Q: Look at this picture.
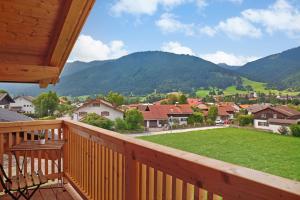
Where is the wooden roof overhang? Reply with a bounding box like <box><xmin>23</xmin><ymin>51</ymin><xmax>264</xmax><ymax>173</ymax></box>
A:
<box><xmin>0</xmin><ymin>0</ymin><xmax>95</xmax><ymax>88</ymax></box>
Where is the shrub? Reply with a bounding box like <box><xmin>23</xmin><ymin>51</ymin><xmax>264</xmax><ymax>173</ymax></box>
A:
<box><xmin>278</xmin><ymin>126</ymin><xmax>289</xmax><ymax>135</ymax></box>
<box><xmin>125</xmin><ymin>109</ymin><xmax>144</xmax><ymax>130</ymax></box>
<box><xmin>206</xmin><ymin>119</ymin><xmax>215</xmax><ymax>126</ymax></box>
<box><xmin>115</xmin><ymin>118</ymin><xmax>128</xmax><ymax>131</ymax></box>
<box><xmin>290</xmin><ymin>124</ymin><xmax>300</xmax><ymax>137</ymax></box>
<box><xmin>207</xmin><ymin>106</ymin><xmax>218</xmax><ymax>122</ymax></box>
<box><xmin>82</xmin><ymin>113</ymin><xmax>114</xmax><ymax>130</ymax></box>
<box><xmin>237</xmin><ymin>115</ymin><xmax>254</xmax><ymax>126</ymax></box>
<box><xmin>187</xmin><ymin>112</ymin><xmax>204</xmax><ymax>125</ymax></box>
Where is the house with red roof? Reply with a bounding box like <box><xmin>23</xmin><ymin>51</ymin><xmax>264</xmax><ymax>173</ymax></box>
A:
<box><xmin>138</xmin><ymin>104</ymin><xmax>193</xmax><ymax>130</ymax></box>
<box><xmin>216</xmin><ymin>105</ymin><xmax>236</xmax><ymax>123</ymax></box>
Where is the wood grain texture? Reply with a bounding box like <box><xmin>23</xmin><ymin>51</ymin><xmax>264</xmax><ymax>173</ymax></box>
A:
<box><xmin>0</xmin><ymin>0</ymin><xmax>95</xmax><ymax>86</ymax></box>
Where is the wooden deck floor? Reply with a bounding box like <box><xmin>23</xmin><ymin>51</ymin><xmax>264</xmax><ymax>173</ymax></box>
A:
<box><xmin>1</xmin><ymin>183</ymin><xmax>81</xmax><ymax>200</ymax></box>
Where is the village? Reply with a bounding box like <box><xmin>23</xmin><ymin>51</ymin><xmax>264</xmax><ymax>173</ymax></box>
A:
<box><xmin>1</xmin><ymin>90</ymin><xmax>300</xmax><ymax>135</ymax></box>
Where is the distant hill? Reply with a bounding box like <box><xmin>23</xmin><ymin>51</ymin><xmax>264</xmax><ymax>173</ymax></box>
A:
<box><xmin>218</xmin><ymin>63</ymin><xmax>241</xmax><ymax>70</ymax></box>
<box><xmin>61</xmin><ymin>60</ymin><xmax>113</xmax><ymax>77</ymax></box>
<box><xmin>53</xmin><ymin>51</ymin><xmax>241</xmax><ymax>96</ymax></box>
<box><xmin>237</xmin><ymin>46</ymin><xmax>300</xmax><ymax>90</ymax></box>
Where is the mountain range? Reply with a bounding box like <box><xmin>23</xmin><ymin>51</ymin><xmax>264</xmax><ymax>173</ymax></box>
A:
<box><xmin>1</xmin><ymin>46</ymin><xmax>300</xmax><ymax>96</ymax></box>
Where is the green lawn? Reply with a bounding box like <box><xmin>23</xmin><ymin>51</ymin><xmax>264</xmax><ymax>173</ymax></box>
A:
<box><xmin>196</xmin><ymin>78</ymin><xmax>299</xmax><ymax>97</ymax></box>
<box><xmin>140</xmin><ymin>128</ymin><xmax>300</xmax><ymax>181</ymax></box>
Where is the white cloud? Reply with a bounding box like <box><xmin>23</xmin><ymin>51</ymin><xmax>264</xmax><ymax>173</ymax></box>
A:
<box><xmin>216</xmin><ymin>17</ymin><xmax>262</xmax><ymax>38</ymax></box>
<box><xmin>161</xmin><ymin>41</ymin><xmax>195</xmax><ymax>55</ymax></box>
<box><xmin>156</xmin><ymin>13</ymin><xmax>195</xmax><ymax>36</ymax></box>
<box><xmin>69</xmin><ymin>35</ymin><xmax>128</xmax><ymax>62</ymax></box>
<box><xmin>200</xmin><ymin>51</ymin><xmax>259</xmax><ymax>66</ymax></box>
<box><xmin>199</xmin><ymin>26</ymin><xmax>217</xmax><ymax>36</ymax></box>
<box><xmin>111</xmin><ymin>0</ymin><xmax>243</xmax><ymax>16</ymax></box>
<box><xmin>242</xmin><ymin>0</ymin><xmax>300</xmax><ymax>36</ymax></box>
<box><xmin>111</xmin><ymin>0</ymin><xmax>188</xmax><ymax>16</ymax></box>
<box><xmin>196</xmin><ymin>0</ymin><xmax>207</xmax><ymax>8</ymax></box>
<box><xmin>228</xmin><ymin>0</ymin><xmax>243</xmax><ymax>4</ymax></box>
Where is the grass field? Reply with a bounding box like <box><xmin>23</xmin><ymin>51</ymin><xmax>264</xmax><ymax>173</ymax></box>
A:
<box><xmin>140</xmin><ymin>128</ymin><xmax>300</xmax><ymax>181</ymax></box>
<box><xmin>196</xmin><ymin>78</ymin><xmax>299</xmax><ymax>97</ymax></box>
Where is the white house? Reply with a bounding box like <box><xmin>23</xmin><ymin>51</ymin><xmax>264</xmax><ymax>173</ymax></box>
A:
<box><xmin>73</xmin><ymin>99</ymin><xmax>124</xmax><ymax>121</ymax></box>
<box><xmin>9</xmin><ymin>96</ymin><xmax>35</xmax><ymax>114</ymax></box>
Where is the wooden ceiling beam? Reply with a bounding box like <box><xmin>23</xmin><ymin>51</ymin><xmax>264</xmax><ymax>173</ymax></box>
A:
<box><xmin>46</xmin><ymin>0</ymin><xmax>95</xmax><ymax>82</ymax></box>
<box><xmin>0</xmin><ymin>64</ymin><xmax>59</xmax><ymax>84</ymax></box>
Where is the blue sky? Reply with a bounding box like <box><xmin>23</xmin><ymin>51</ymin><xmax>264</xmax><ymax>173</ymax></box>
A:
<box><xmin>69</xmin><ymin>0</ymin><xmax>300</xmax><ymax>66</ymax></box>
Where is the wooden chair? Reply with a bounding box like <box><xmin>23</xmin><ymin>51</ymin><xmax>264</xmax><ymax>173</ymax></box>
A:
<box><xmin>0</xmin><ymin>164</ymin><xmax>48</xmax><ymax>200</ymax></box>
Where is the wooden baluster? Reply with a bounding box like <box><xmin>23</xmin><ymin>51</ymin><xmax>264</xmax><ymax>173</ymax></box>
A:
<box><xmin>207</xmin><ymin>191</ymin><xmax>214</xmax><ymax>200</ymax></box>
<box><xmin>113</xmin><ymin>151</ymin><xmax>117</xmax><ymax>200</ymax></box>
<box><xmin>0</xmin><ymin>133</ymin><xmax>4</xmax><ymax>191</ymax></box>
<box><xmin>30</xmin><ymin>130</ymin><xmax>34</xmax><ymax>174</ymax></box>
<box><xmin>109</xmin><ymin>149</ymin><xmax>113</xmax><ymax>200</ymax></box>
<box><xmin>171</xmin><ymin>176</ymin><xmax>176</xmax><ymax>200</ymax></box>
<box><xmin>154</xmin><ymin>169</ymin><xmax>157</xmax><ymax>200</ymax></box>
<box><xmin>80</xmin><ymin>136</ymin><xmax>83</xmax><ymax>188</ymax></box>
<box><xmin>182</xmin><ymin>181</ymin><xmax>187</xmax><ymax>200</ymax></box>
<box><xmin>8</xmin><ymin>133</ymin><xmax>12</xmax><ymax>178</ymax></box>
<box><xmin>146</xmin><ymin>166</ymin><xmax>150</xmax><ymax>200</ymax></box>
<box><xmin>97</xmin><ymin>143</ymin><xmax>101</xmax><ymax>200</ymax></box>
<box><xmin>58</xmin><ymin>128</ymin><xmax>62</xmax><ymax>140</ymax></box>
<box><xmin>51</xmin><ymin>129</ymin><xmax>55</xmax><ymax>179</ymax></box>
<box><xmin>162</xmin><ymin>172</ymin><xmax>166</xmax><ymax>200</ymax></box>
<box><xmin>16</xmin><ymin>132</ymin><xmax>20</xmax><ymax>176</ymax></box>
<box><xmin>45</xmin><ymin>129</ymin><xmax>49</xmax><ymax>176</ymax></box>
<box><xmin>63</xmin><ymin>125</ymin><xmax>68</xmax><ymax>174</ymax></box>
<box><xmin>199</xmin><ymin>189</ymin><xmax>207</xmax><ymax>200</ymax></box>
<box><xmin>118</xmin><ymin>153</ymin><xmax>122</xmax><ymax>200</ymax></box>
<box><xmin>139</xmin><ymin>163</ymin><xmax>143</xmax><ymax>200</ymax></box>
<box><xmin>92</xmin><ymin>140</ymin><xmax>95</xmax><ymax>199</ymax></box>
<box><xmin>38</xmin><ymin>131</ymin><xmax>41</xmax><ymax>171</ymax></box>
<box><xmin>105</xmin><ymin>147</ymin><xmax>109</xmax><ymax>200</ymax></box>
<box><xmin>102</xmin><ymin>145</ymin><xmax>105</xmax><ymax>200</ymax></box>
<box><xmin>23</xmin><ymin>130</ymin><xmax>28</xmax><ymax>175</ymax></box>
<box><xmin>125</xmin><ymin>146</ymin><xmax>139</xmax><ymax>200</ymax></box>
<box><xmin>194</xmin><ymin>186</ymin><xmax>200</xmax><ymax>200</ymax></box>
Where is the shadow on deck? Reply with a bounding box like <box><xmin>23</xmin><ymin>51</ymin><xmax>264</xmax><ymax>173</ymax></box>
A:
<box><xmin>1</xmin><ymin>183</ymin><xmax>81</xmax><ymax>200</ymax></box>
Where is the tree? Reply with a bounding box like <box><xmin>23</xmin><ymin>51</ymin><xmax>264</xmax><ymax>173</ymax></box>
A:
<box><xmin>56</xmin><ymin>104</ymin><xmax>76</xmax><ymax>117</ymax></box>
<box><xmin>290</xmin><ymin>124</ymin><xmax>300</xmax><ymax>137</ymax></box>
<box><xmin>187</xmin><ymin>112</ymin><xmax>204</xmax><ymax>125</ymax></box>
<box><xmin>178</xmin><ymin>94</ymin><xmax>187</xmax><ymax>104</ymax></box>
<box><xmin>115</xmin><ymin>118</ymin><xmax>128</xmax><ymax>131</ymax></box>
<box><xmin>207</xmin><ymin>106</ymin><xmax>218</xmax><ymax>122</ymax></box>
<box><xmin>237</xmin><ymin>115</ymin><xmax>254</xmax><ymax>126</ymax></box>
<box><xmin>125</xmin><ymin>109</ymin><xmax>144</xmax><ymax>130</ymax></box>
<box><xmin>82</xmin><ymin>113</ymin><xmax>114</xmax><ymax>130</ymax></box>
<box><xmin>107</xmin><ymin>91</ymin><xmax>124</xmax><ymax>107</ymax></box>
<box><xmin>33</xmin><ymin>91</ymin><xmax>59</xmax><ymax>117</ymax></box>
<box><xmin>0</xmin><ymin>89</ymin><xmax>7</xmax><ymax>94</ymax></box>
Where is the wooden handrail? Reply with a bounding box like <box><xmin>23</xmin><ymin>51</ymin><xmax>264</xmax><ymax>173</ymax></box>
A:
<box><xmin>0</xmin><ymin>120</ymin><xmax>299</xmax><ymax>199</ymax></box>
<box><xmin>63</xmin><ymin>119</ymin><xmax>300</xmax><ymax>200</ymax></box>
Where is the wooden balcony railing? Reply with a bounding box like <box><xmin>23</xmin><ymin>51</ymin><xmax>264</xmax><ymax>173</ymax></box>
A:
<box><xmin>1</xmin><ymin>120</ymin><xmax>300</xmax><ymax>200</ymax></box>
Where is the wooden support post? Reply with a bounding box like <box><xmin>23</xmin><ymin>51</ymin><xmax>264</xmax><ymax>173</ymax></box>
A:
<box><xmin>125</xmin><ymin>146</ymin><xmax>139</xmax><ymax>200</ymax></box>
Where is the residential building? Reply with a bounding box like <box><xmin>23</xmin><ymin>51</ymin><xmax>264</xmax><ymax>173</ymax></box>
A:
<box><xmin>139</xmin><ymin>104</ymin><xmax>193</xmax><ymax>130</ymax></box>
<box><xmin>73</xmin><ymin>99</ymin><xmax>124</xmax><ymax>121</ymax></box>
<box><xmin>216</xmin><ymin>104</ymin><xmax>236</xmax><ymax>123</ymax></box>
<box><xmin>253</xmin><ymin>105</ymin><xmax>300</xmax><ymax>132</ymax></box>
<box><xmin>246</xmin><ymin>103</ymin><xmax>271</xmax><ymax>114</ymax></box>
<box><xmin>9</xmin><ymin>96</ymin><xmax>35</xmax><ymax>114</ymax></box>
<box><xmin>0</xmin><ymin>93</ymin><xmax>14</xmax><ymax>109</ymax></box>
<box><xmin>187</xmin><ymin>98</ymin><xmax>203</xmax><ymax>107</ymax></box>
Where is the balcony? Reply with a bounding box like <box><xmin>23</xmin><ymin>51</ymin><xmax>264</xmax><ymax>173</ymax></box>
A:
<box><xmin>0</xmin><ymin>120</ymin><xmax>299</xmax><ymax>200</ymax></box>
